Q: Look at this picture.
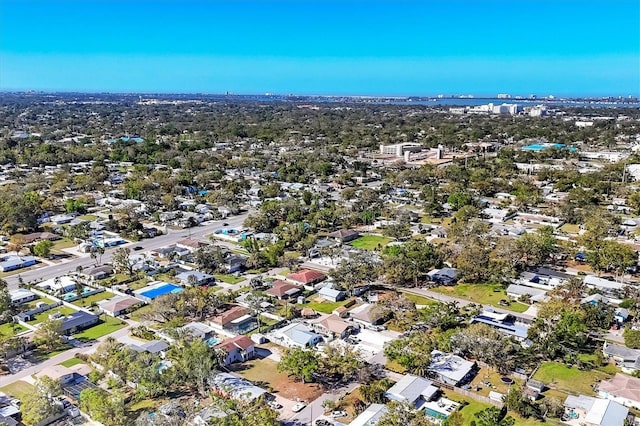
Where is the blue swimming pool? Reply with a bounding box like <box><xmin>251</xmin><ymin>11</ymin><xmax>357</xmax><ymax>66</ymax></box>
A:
<box><xmin>140</xmin><ymin>283</ymin><xmax>183</xmax><ymax>300</ymax></box>
<box><xmin>424</xmin><ymin>408</ymin><xmax>447</xmax><ymax>419</ymax></box>
<box><xmin>523</xmin><ymin>143</ymin><xmax>577</xmax><ymax>152</ymax></box>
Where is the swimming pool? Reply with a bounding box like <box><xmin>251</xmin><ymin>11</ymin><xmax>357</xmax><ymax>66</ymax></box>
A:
<box><xmin>140</xmin><ymin>283</ymin><xmax>183</xmax><ymax>300</ymax></box>
<box><xmin>523</xmin><ymin>143</ymin><xmax>577</xmax><ymax>152</ymax></box>
<box><xmin>63</xmin><ymin>292</ymin><xmax>77</xmax><ymax>300</ymax></box>
<box><xmin>424</xmin><ymin>407</ymin><xmax>447</xmax><ymax>419</ymax></box>
<box><xmin>206</xmin><ymin>337</ymin><xmax>221</xmax><ymax>347</ymax></box>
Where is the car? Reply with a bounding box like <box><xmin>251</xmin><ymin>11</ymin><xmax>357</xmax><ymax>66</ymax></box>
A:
<box><xmin>268</xmin><ymin>401</ymin><xmax>282</xmax><ymax>410</ymax></box>
<box><xmin>292</xmin><ymin>402</ymin><xmax>306</xmax><ymax>412</ymax></box>
<box><xmin>315</xmin><ymin>420</ymin><xmax>333</xmax><ymax>426</ymax></box>
<box><xmin>331</xmin><ymin>410</ymin><xmax>347</xmax><ymax>418</ymax></box>
<box><xmin>222</xmin><ymin>222</ymin><xmax>229</xmax><ymax>226</ymax></box>
<box><xmin>133</xmin><ymin>246</ymin><xmax>144</xmax><ymax>251</ymax></box>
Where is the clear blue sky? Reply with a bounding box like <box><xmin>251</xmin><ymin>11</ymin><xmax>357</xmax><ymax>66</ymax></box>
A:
<box><xmin>1</xmin><ymin>0</ymin><xmax>638</xmax><ymax>96</ymax></box>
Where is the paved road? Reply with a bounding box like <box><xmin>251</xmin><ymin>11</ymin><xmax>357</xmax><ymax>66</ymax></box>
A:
<box><xmin>1</xmin><ymin>319</ymin><xmax>137</xmax><ymax>387</ymax></box>
<box><xmin>4</xmin><ymin>212</ymin><xmax>250</xmax><ymax>291</ymax></box>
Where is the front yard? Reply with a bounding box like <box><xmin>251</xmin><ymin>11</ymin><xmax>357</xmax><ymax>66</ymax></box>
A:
<box><xmin>533</xmin><ymin>361</ymin><xmax>610</xmax><ymax>396</ymax></box>
<box><xmin>0</xmin><ymin>322</ymin><xmax>27</xmax><ymax>337</ymax></box>
<box><xmin>74</xmin><ymin>316</ymin><xmax>127</xmax><ymax>341</ymax></box>
<box><xmin>432</xmin><ymin>283</ymin><xmax>529</xmax><ymax>313</ymax></box>
<box><xmin>233</xmin><ymin>357</ymin><xmax>323</xmax><ymax>402</ymax></box>
<box><xmin>300</xmin><ymin>298</ymin><xmax>352</xmax><ymax>314</ymax></box>
<box><xmin>350</xmin><ymin>235</ymin><xmax>392</xmax><ymax>251</ymax></box>
<box><xmin>214</xmin><ymin>274</ymin><xmax>245</xmax><ymax>285</ymax></box>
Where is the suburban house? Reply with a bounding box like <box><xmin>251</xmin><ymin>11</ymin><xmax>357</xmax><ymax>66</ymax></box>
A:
<box><xmin>427</xmin><ymin>268</ymin><xmax>459</xmax><ymax>285</ymax></box>
<box><xmin>584</xmin><ymin>275</ymin><xmax>626</xmax><ymax>296</ymax></box>
<box><xmin>602</xmin><ymin>342</ymin><xmax>640</xmax><ymax>374</ymax></box>
<box><xmin>265</xmin><ymin>280</ymin><xmax>302</xmax><ymax>300</ymax></box>
<box><xmin>37</xmin><ymin>275</ymin><xmax>77</xmax><ymax>295</ymax></box>
<box><xmin>210</xmin><ymin>305</ymin><xmax>257</xmax><ymax>334</ymax></box>
<box><xmin>9</xmin><ymin>289</ymin><xmax>36</xmax><ymax>305</ymax></box>
<box><xmin>0</xmin><ymin>255</ymin><xmax>36</xmax><ymax>272</ymax></box>
<box><xmin>129</xmin><ymin>340</ymin><xmax>169</xmax><ymax>358</ymax></box>
<box><xmin>564</xmin><ymin>395</ymin><xmax>628</xmax><ymax>426</ymax></box>
<box><xmin>349</xmin><ymin>303</ymin><xmax>389</xmax><ymax>329</ymax></box>
<box><xmin>328</xmin><ymin>229</ymin><xmax>360</xmax><ymax>243</ymax></box>
<box><xmin>225</xmin><ymin>254</ymin><xmax>247</xmax><ymax>273</ymax></box>
<box><xmin>309</xmin><ymin>314</ymin><xmax>356</xmax><ymax>339</ymax></box>
<box><xmin>470</xmin><ymin>310</ymin><xmax>530</xmax><ymax>341</ymax></box>
<box><xmin>271</xmin><ymin>322</ymin><xmax>323</xmax><ymax>348</ymax></box>
<box><xmin>428</xmin><ymin>350</ymin><xmax>476</xmax><ymax>386</ymax></box>
<box><xmin>210</xmin><ymin>373</ymin><xmax>268</xmax><ymax>402</ymax></box>
<box><xmin>97</xmin><ymin>296</ymin><xmax>141</xmax><ymax>317</ymax></box>
<box><xmin>60</xmin><ymin>311</ymin><xmax>99</xmax><ymax>335</ymax></box>
<box><xmin>176</xmin><ymin>270</ymin><xmax>215</xmax><ymax>286</ymax></box>
<box><xmin>597</xmin><ymin>374</ymin><xmax>640</xmax><ymax>410</ymax></box>
<box><xmin>81</xmin><ymin>265</ymin><xmax>114</xmax><ymax>281</ymax></box>
<box><xmin>317</xmin><ymin>285</ymin><xmax>346</xmax><ymax>302</ymax></box>
<box><xmin>348</xmin><ymin>404</ymin><xmax>387</xmax><ymax>426</ymax></box>
<box><xmin>21</xmin><ymin>231</ymin><xmax>60</xmax><ymax>244</ymax></box>
<box><xmin>215</xmin><ymin>335</ymin><xmax>256</xmax><ymax>366</ymax></box>
<box><xmin>384</xmin><ymin>374</ymin><xmax>439</xmax><ymax>408</ymax></box>
<box><xmin>180</xmin><ymin>322</ymin><xmax>216</xmax><ymax>342</ymax></box>
<box><xmin>505</xmin><ymin>284</ymin><xmax>547</xmax><ymax>303</ymax></box>
<box><xmin>176</xmin><ymin>238</ymin><xmax>209</xmax><ymax>252</ymax></box>
<box><xmin>35</xmin><ymin>365</ymin><xmax>77</xmax><ymax>385</ymax></box>
<box><xmin>430</xmin><ymin>227</ymin><xmax>449</xmax><ymax>239</ymax></box>
<box><xmin>615</xmin><ymin>308</ymin><xmax>630</xmax><ymax>324</ymax></box>
<box><xmin>286</xmin><ymin>269</ymin><xmax>327</xmax><ymax>289</ymax></box>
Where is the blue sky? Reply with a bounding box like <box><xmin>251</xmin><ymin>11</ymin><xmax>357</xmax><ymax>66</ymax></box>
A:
<box><xmin>1</xmin><ymin>0</ymin><xmax>638</xmax><ymax>96</ymax></box>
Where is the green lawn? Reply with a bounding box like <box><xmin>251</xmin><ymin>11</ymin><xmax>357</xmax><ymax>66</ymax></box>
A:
<box><xmin>0</xmin><ymin>322</ymin><xmax>27</xmax><ymax>337</ymax></box>
<box><xmin>129</xmin><ymin>304</ymin><xmax>152</xmax><ymax>322</ymax></box>
<box><xmin>214</xmin><ymin>274</ymin><xmax>245</xmax><ymax>285</ymax></box>
<box><xmin>74</xmin><ymin>316</ymin><xmax>127</xmax><ymax>341</ymax></box>
<box><xmin>59</xmin><ymin>357</ymin><xmax>85</xmax><ymax>367</ymax></box>
<box><xmin>78</xmin><ymin>214</ymin><xmax>98</xmax><ymax>221</ymax></box>
<box><xmin>401</xmin><ymin>291</ymin><xmax>439</xmax><ymax>307</ymax></box>
<box><xmin>433</xmin><ymin>283</ymin><xmax>529</xmax><ymax>313</ymax></box>
<box><xmin>350</xmin><ymin>235</ymin><xmax>392</xmax><ymax>251</ymax></box>
<box><xmin>51</xmin><ymin>238</ymin><xmax>77</xmax><ymax>251</ymax></box>
<box><xmin>27</xmin><ymin>306</ymin><xmax>78</xmax><ymax>325</ymax></box>
<box><xmin>0</xmin><ymin>381</ymin><xmax>34</xmax><ymax>399</ymax></box>
<box><xmin>70</xmin><ymin>291</ymin><xmax>114</xmax><ymax>307</ymax></box>
<box><xmin>533</xmin><ymin>361</ymin><xmax>610</xmax><ymax>396</ymax></box>
<box><xmin>23</xmin><ymin>296</ymin><xmax>57</xmax><ymax>309</ymax></box>
<box><xmin>443</xmin><ymin>390</ymin><xmax>492</xmax><ymax>426</ymax></box>
<box><xmin>301</xmin><ymin>299</ymin><xmax>350</xmax><ymax>314</ymax></box>
<box><xmin>558</xmin><ymin>223</ymin><xmax>580</xmax><ymax>234</ymax></box>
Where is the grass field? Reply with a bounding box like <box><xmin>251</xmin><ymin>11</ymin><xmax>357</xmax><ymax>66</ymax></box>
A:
<box><xmin>533</xmin><ymin>361</ymin><xmax>610</xmax><ymax>395</ymax></box>
<box><xmin>23</xmin><ymin>296</ymin><xmax>57</xmax><ymax>309</ymax></box>
<box><xmin>401</xmin><ymin>291</ymin><xmax>439</xmax><ymax>307</ymax></box>
<box><xmin>0</xmin><ymin>381</ymin><xmax>34</xmax><ymax>399</ymax></box>
<box><xmin>351</xmin><ymin>235</ymin><xmax>392</xmax><ymax>251</ymax></box>
<box><xmin>70</xmin><ymin>291</ymin><xmax>114</xmax><ymax>307</ymax></box>
<box><xmin>301</xmin><ymin>299</ymin><xmax>350</xmax><ymax>314</ymax></box>
<box><xmin>78</xmin><ymin>214</ymin><xmax>98</xmax><ymax>221</ymax></box>
<box><xmin>214</xmin><ymin>274</ymin><xmax>245</xmax><ymax>285</ymax></box>
<box><xmin>432</xmin><ymin>283</ymin><xmax>529</xmax><ymax>313</ymax></box>
<box><xmin>27</xmin><ymin>306</ymin><xmax>77</xmax><ymax>325</ymax></box>
<box><xmin>0</xmin><ymin>322</ymin><xmax>27</xmax><ymax>337</ymax></box>
<box><xmin>233</xmin><ymin>357</ymin><xmax>323</xmax><ymax>402</ymax></box>
<box><xmin>558</xmin><ymin>223</ymin><xmax>580</xmax><ymax>234</ymax></box>
<box><xmin>443</xmin><ymin>389</ymin><xmax>492</xmax><ymax>425</ymax></box>
<box><xmin>129</xmin><ymin>304</ymin><xmax>152</xmax><ymax>322</ymax></box>
<box><xmin>51</xmin><ymin>238</ymin><xmax>77</xmax><ymax>251</ymax></box>
<box><xmin>74</xmin><ymin>316</ymin><xmax>126</xmax><ymax>341</ymax></box>
<box><xmin>59</xmin><ymin>357</ymin><xmax>85</xmax><ymax>367</ymax></box>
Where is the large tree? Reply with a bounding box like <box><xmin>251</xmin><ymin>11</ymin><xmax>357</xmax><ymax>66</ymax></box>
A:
<box><xmin>21</xmin><ymin>377</ymin><xmax>63</xmax><ymax>426</ymax></box>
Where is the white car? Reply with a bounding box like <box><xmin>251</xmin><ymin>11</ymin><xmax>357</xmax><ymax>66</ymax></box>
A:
<box><xmin>292</xmin><ymin>402</ymin><xmax>307</xmax><ymax>412</ymax></box>
<box><xmin>331</xmin><ymin>410</ymin><xmax>347</xmax><ymax>418</ymax></box>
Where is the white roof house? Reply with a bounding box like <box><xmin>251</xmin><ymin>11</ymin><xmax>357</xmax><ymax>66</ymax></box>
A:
<box><xmin>348</xmin><ymin>403</ymin><xmax>387</xmax><ymax>426</ymax></box>
<box><xmin>384</xmin><ymin>374</ymin><xmax>438</xmax><ymax>408</ymax></box>
<box><xmin>36</xmin><ymin>275</ymin><xmax>77</xmax><ymax>294</ymax></box>
<box><xmin>428</xmin><ymin>350</ymin><xmax>476</xmax><ymax>386</ymax></box>
<box><xmin>565</xmin><ymin>395</ymin><xmax>628</xmax><ymax>426</ymax></box>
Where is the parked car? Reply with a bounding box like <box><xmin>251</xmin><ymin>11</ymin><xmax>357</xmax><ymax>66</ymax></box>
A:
<box><xmin>330</xmin><ymin>410</ymin><xmax>347</xmax><ymax>418</ymax></box>
<box><xmin>268</xmin><ymin>401</ymin><xmax>282</xmax><ymax>410</ymax></box>
<box><xmin>133</xmin><ymin>246</ymin><xmax>144</xmax><ymax>251</ymax></box>
<box><xmin>315</xmin><ymin>420</ymin><xmax>333</xmax><ymax>426</ymax></box>
<box><xmin>292</xmin><ymin>402</ymin><xmax>306</xmax><ymax>412</ymax></box>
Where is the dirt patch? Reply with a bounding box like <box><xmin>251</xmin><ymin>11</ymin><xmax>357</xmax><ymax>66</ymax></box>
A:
<box><xmin>231</xmin><ymin>358</ymin><xmax>323</xmax><ymax>402</ymax></box>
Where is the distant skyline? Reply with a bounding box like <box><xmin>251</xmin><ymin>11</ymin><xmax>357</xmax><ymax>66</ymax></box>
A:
<box><xmin>1</xmin><ymin>0</ymin><xmax>639</xmax><ymax>96</ymax></box>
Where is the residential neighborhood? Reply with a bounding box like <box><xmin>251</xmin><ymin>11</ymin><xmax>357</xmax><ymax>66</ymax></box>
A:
<box><xmin>1</xmin><ymin>92</ymin><xmax>640</xmax><ymax>426</ymax></box>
